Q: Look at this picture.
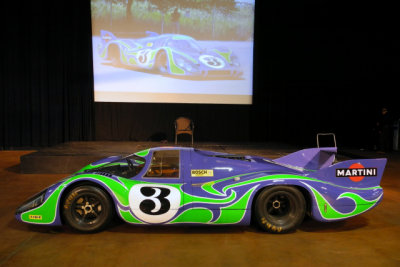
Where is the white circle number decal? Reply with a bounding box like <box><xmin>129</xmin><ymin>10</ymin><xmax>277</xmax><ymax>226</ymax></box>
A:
<box><xmin>129</xmin><ymin>184</ymin><xmax>181</xmax><ymax>223</ymax></box>
<box><xmin>199</xmin><ymin>55</ymin><xmax>225</xmax><ymax>69</ymax></box>
<box><xmin>137</xmin><ymin>49</ymin><xmax>152</xmax><ymax>66</ymax></box>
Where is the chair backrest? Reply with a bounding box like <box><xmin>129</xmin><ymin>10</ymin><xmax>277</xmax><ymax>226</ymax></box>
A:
<box><xmin>175</xmin><ymin>117</ymin><xmax>192</xmax><ymax>131</ymax></box>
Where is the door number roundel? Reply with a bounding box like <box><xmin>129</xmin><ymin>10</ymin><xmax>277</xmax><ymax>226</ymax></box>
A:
<box><xmin>129</xmin><ymin>184</ymin><xmax>181</xmax><ymax>223</ymax></box>
<box><xmin>199</xmin><ymin>55</ymin><xmax>225</xmax><ymax>69</ymax></box>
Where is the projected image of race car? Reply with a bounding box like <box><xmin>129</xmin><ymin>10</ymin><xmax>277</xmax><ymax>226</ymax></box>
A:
<box><xmin>97</xmin><ymin>30</ymin><xmax>243</xmax><ymax>78</ymax></box>
<box><xmin>16</xmin><ymin>146</ymin><xmax>386</xmax><ymax>233</ymax></box>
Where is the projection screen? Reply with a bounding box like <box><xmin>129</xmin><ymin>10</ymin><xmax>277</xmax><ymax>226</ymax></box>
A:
<box><xmin>91</xmin><ymin>0</ymin><xmax>255</xmax><ymax>104</ymax></box>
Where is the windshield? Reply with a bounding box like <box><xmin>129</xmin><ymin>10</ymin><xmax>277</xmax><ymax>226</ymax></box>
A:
<box><xmin>89</xmin><ymin>155</ymin><xmax>146</xmax><ymax>178</ymax></box>
<box><xmin>166</xmin><ymin>39</ymin><xmax>201</xmax><ymax>53</ymax></box>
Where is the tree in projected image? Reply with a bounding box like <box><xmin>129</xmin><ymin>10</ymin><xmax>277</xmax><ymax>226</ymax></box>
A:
<box><xmin>134</xmin><ymin>0</ymin><xmax>236</xmax><ymax>37</ymax></box>
<box><xmin>92</xmin><ymin>0</ymin><xmax>252</xmax><ymax>40</ymax></box>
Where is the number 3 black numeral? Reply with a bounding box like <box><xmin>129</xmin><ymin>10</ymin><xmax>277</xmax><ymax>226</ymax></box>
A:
<box><xmin>139</xmin><ymin>187</ymin><xmax>171</xmax><ymax>215</ymax></box>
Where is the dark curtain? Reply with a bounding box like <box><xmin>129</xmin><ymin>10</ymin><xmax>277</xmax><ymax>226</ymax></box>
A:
<box><xmin>0</xmin><ymin>0</ymin><xmax>94</xmax><ymax>149</ymax></box>
<box><xmin>1</xmin><ymin>0</ymin><xmax>398</xmax><ymax>149</ymax></box>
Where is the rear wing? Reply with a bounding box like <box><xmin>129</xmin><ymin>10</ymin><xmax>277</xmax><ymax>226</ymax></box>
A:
<box><xmin>274</xmin><ymin>147</ymin><xmax>387</xmax><ymax>188</ymax></box>
<box><xmin>100</xmin><ymin>30</ymin><xmax>117</xmax><ymax>45</ymax></box>
<box><xmin>274</xmin><ymin>147</ymin><xmax>337</xmax><ymax>171</ymax></box>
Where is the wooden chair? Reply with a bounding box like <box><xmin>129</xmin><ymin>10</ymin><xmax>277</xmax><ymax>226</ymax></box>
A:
<box><xmin>174</xmin><ymin>117</ymin><xmax>194</xmax><ymax>145</ymax></box>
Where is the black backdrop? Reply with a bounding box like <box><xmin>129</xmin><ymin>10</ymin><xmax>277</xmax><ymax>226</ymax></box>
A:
<box><xmin>1</xmin><ymin>0</ymin><xmax>94</xmax><ymax>149</ymax></box>
<box><xmin>1</xmin><ymin>0</ymin><xmax>399</xmax><ymax>149</ymax></box>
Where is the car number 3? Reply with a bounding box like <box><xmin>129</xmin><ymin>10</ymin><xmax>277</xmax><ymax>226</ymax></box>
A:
<box><xmin>199</xmin><ymin>55</ymin><xmax>225</xmax><ymax>69</ymax></box>
<box><xmin>137</xmin><ymin>49</ymin><xmax>151</xmax><ymax>65</ymax></box>
<box><xmin>128</xmin><ymin>184</ymin><xmax>181</xmax><ymax>223</ymax></box>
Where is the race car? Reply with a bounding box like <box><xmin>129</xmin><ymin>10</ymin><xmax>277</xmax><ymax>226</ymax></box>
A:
<box><xmin>16</xmin><ymin>146</ymin><xmax>386</xmax><ymax>233</ymax></box>
<box><xmin>97</xmin><ymin>30</ymin><xmax>243</xmax><ymax>78</ymax></box>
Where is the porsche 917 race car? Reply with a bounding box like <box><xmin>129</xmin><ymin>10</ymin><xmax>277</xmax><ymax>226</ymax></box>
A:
<box><xmin>97</xmin><ymin>30</ymin><xmax>242</xmax><ymax>78</ymax></box>
<box><xmin>16</xmin><ymin>147</ymin><xmax>386</xmax><ymax>233</ymax></box>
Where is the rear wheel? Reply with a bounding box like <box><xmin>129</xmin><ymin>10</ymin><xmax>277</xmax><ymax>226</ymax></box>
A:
<box><xmin>255</xmin><ymin>186</ymin><xmax>305</xmax><ymax>233</ymax></box>
<box><xmin>108</xmin><ymin>45</ymin><xmax>120</xmax><ymax>66</ymax></box>
<box><xmin>62</xmin><ymin>185</ymin><xmax>113</xmax><ymax>233</ymax></box>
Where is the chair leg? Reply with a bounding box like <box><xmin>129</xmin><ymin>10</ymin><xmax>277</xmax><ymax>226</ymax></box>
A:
<box><xmin>175</xmin><ymin>133</ymin><xmax>177</xmax><ymax>144</ymax></box>
<box><xmin>191</xmin><ymin>134</ymin><xmax>193</xmax><ymax>145</ymax></box>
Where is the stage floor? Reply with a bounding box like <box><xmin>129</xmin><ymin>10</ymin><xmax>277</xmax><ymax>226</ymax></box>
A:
<box><xmin>1</xmin><ymin>149</ymin><xmax>399</xmax><ymax>266</ymax></box>
<box><xmin>19</xmin><ymin>141</ymin><xmax>370</xmax><ymax>174</ymax></box>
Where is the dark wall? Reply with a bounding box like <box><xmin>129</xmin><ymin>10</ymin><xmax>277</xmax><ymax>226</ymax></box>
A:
<box><xmin>1</xmin><ymin>0</ymin><xmax>94</xmax><ymax>149</ymax></box>
<box><xmin>1</xmin><ymin>0</ymin><xmax>398</xmax><ymax>149</ymax></box>
<box><xmin>258</xmin><ymin>1</ymin><xmax>400</xmax><ymax>147</ymax></box>
<box><xmin>95</xmin><ymin>103</ymin><xmax>252</xmax><ymax>142</ymax></box>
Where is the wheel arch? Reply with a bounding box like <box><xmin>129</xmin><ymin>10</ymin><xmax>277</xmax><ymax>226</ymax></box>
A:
<box><xmin>250</xmin><ymin>183</ymin><xmax>313</xmax><ymax>223</ymax></box>
<box><xmin>106</xmin><ymin>43</ymin><xmax>121</xmax><ymax>60</ymax></box>
<box><xmin>58</xmin><ymin>180</ymin><xmax>117</xmax><ymax>224</ymax></box>
<box><xmin>154</xmin><ymin>48</ymin><xmax>171</xmax><ymax>73</ymax></box>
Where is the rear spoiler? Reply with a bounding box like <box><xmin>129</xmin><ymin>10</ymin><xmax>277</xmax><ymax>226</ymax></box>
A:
<box><xmin>274</xmin><ymin>147</ymin><xmax>337</xmax><ymax>171</ymax></box>
<box><xmin>100</xmin><ymin>30</ymin><xmax>117</xmax><ymax>45</ymax></box>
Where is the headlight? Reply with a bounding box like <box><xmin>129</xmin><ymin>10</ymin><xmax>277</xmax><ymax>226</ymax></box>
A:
<box><xmin>16</xmin><ymin>189</ymin><xmax>47</xmax><ymax>214</ymax></box>
<box><xmin>230</xmin><ymin>54</ymin><xmax>240</xmax><ymax>67</ymax></box>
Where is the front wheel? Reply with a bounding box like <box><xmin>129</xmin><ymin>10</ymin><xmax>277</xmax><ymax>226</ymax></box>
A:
<box><xmin>254</xmin><ymin>186</ymin><xmax>305</xmax><ymax>233</ymax></box>
<box><xmin>155</xmin><ymin>50</ymin><xmax>168</xmax><ymax>74</ymax></box>
<box><xmin>62</xmin><ymin>185</ymin><xmax>113</xmax><ymax>233</ymax></box>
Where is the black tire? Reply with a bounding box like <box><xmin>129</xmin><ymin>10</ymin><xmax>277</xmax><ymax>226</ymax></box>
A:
<box><xmin>254</xmin><ymin>186</ymin><xmax>305</xmax><ymax>233</ymax></box>
<box><xmin>155</xmin><ymin>50</ymin><xmax>168</xmax><ymax>73</ymax></box>
<box><xmin>62</xmin><ymin>185</ymin><xmax>113</xmax><ymax>233</ymax></box>
<box><xmin>108</xmin><ymin>45</ymin><xmax>120</xmax><ymax>66</ymax></box>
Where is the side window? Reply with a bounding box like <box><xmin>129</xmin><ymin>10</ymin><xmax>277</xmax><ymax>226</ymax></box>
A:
<box><xmin>144</xmin><ymin>150</ymin><xmax>180</xmax><ymax>178</ymax></box>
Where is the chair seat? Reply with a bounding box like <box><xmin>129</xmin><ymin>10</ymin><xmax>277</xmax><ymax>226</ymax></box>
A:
<box><xmin>176</xmin><ymin>130</ymin><xmax>193</xmax><ymax>134</ymax></box>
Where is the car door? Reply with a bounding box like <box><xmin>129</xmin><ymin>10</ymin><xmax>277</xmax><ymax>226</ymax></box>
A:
<box><xmin>128</xmin><ymin>149</ymin><xmax>191</xmax><ymax>224</ymax></box>
<box><xmin>187</xmin><ymin>150</ymin><xmax>254</xmax><ymax>210</ymax></box>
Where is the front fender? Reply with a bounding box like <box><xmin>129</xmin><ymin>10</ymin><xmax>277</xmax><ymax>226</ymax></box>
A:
<box><xmin>16</xmin><ymin>174</ymin><xmax>132</xmax><ymax>226</ymax></box>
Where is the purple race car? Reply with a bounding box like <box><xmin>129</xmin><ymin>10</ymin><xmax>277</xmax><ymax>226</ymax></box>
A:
<box><xmin>16</xmin><ymin>146</ymin><xmax>386</xmax><ymax>233</ymax></box>
<box><xmin>97</xmin><ymin>30</ymin><xmax>243</xmax><ymax>78</ymax></box>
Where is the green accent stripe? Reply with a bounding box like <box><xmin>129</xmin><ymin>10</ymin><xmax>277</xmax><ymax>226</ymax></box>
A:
<box><xmin>170</xmin><ymin>208</ymin><xmax>213</xmax><ymax>224</ymax></box>
<box><xmin>212</xmin><ymin>186</ymin><xmax>257</xmax><ymax>224</ymax></box>
<box><xmin>21</xmin><ymin>174</ymin><xmax>132</xmax><ymax>224</ymax></box>
<box><xmin>184</xmin><ymin>190</ymin><xmax>236</xmax><ymax>205</ymax></box>
<box><xmin>165</xmin><ymin>48</ymin><xmax>185</xmax><ymax>75</ymax></box>
<box><xmin>307</xmin><ymin>184</ymin><xmax>382</xmax><ymax>220</ymax></box>
<box><xmin>200</xmin><ymin>172</ymin><xmax>382</xmax><ymax>197</ymax></box>
<box><xmin>21</xmin><ymin>188</ymin><xmax>62</xmax><ymax>224</ymax></box>
<box><xmin>118</xmin><ymin>207</ymin><xmax>143</xmax><ymax>224</ymax></box>
<box><xmin>212</xmin><ymin>49</ymin><xmax>232</xmax><ymax>63</ymax></box>
<box><xmin>135</xmin><ymin>149</ymin><xmax>150</xmax><ymax>157</ymax></box>
<box><xmin>201</xmin><ymin>182</ymin><xmax>222</xmax><ymax>196</ymax></box>
<box><xmin>222</xmin><ymin>175</ymin><xmax>319</xmax><ymax>194</ymax></box>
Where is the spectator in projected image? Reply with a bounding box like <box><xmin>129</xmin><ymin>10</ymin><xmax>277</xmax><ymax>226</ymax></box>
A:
<box><xmin>171</xmin><ymin>8</ymin><xmax>181</xmax><ymax>34</ymax></box>
<box><xmin>376</xmin><ymin>107</ymin><xmax>393</xmax><ymax>153</ymax></box>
